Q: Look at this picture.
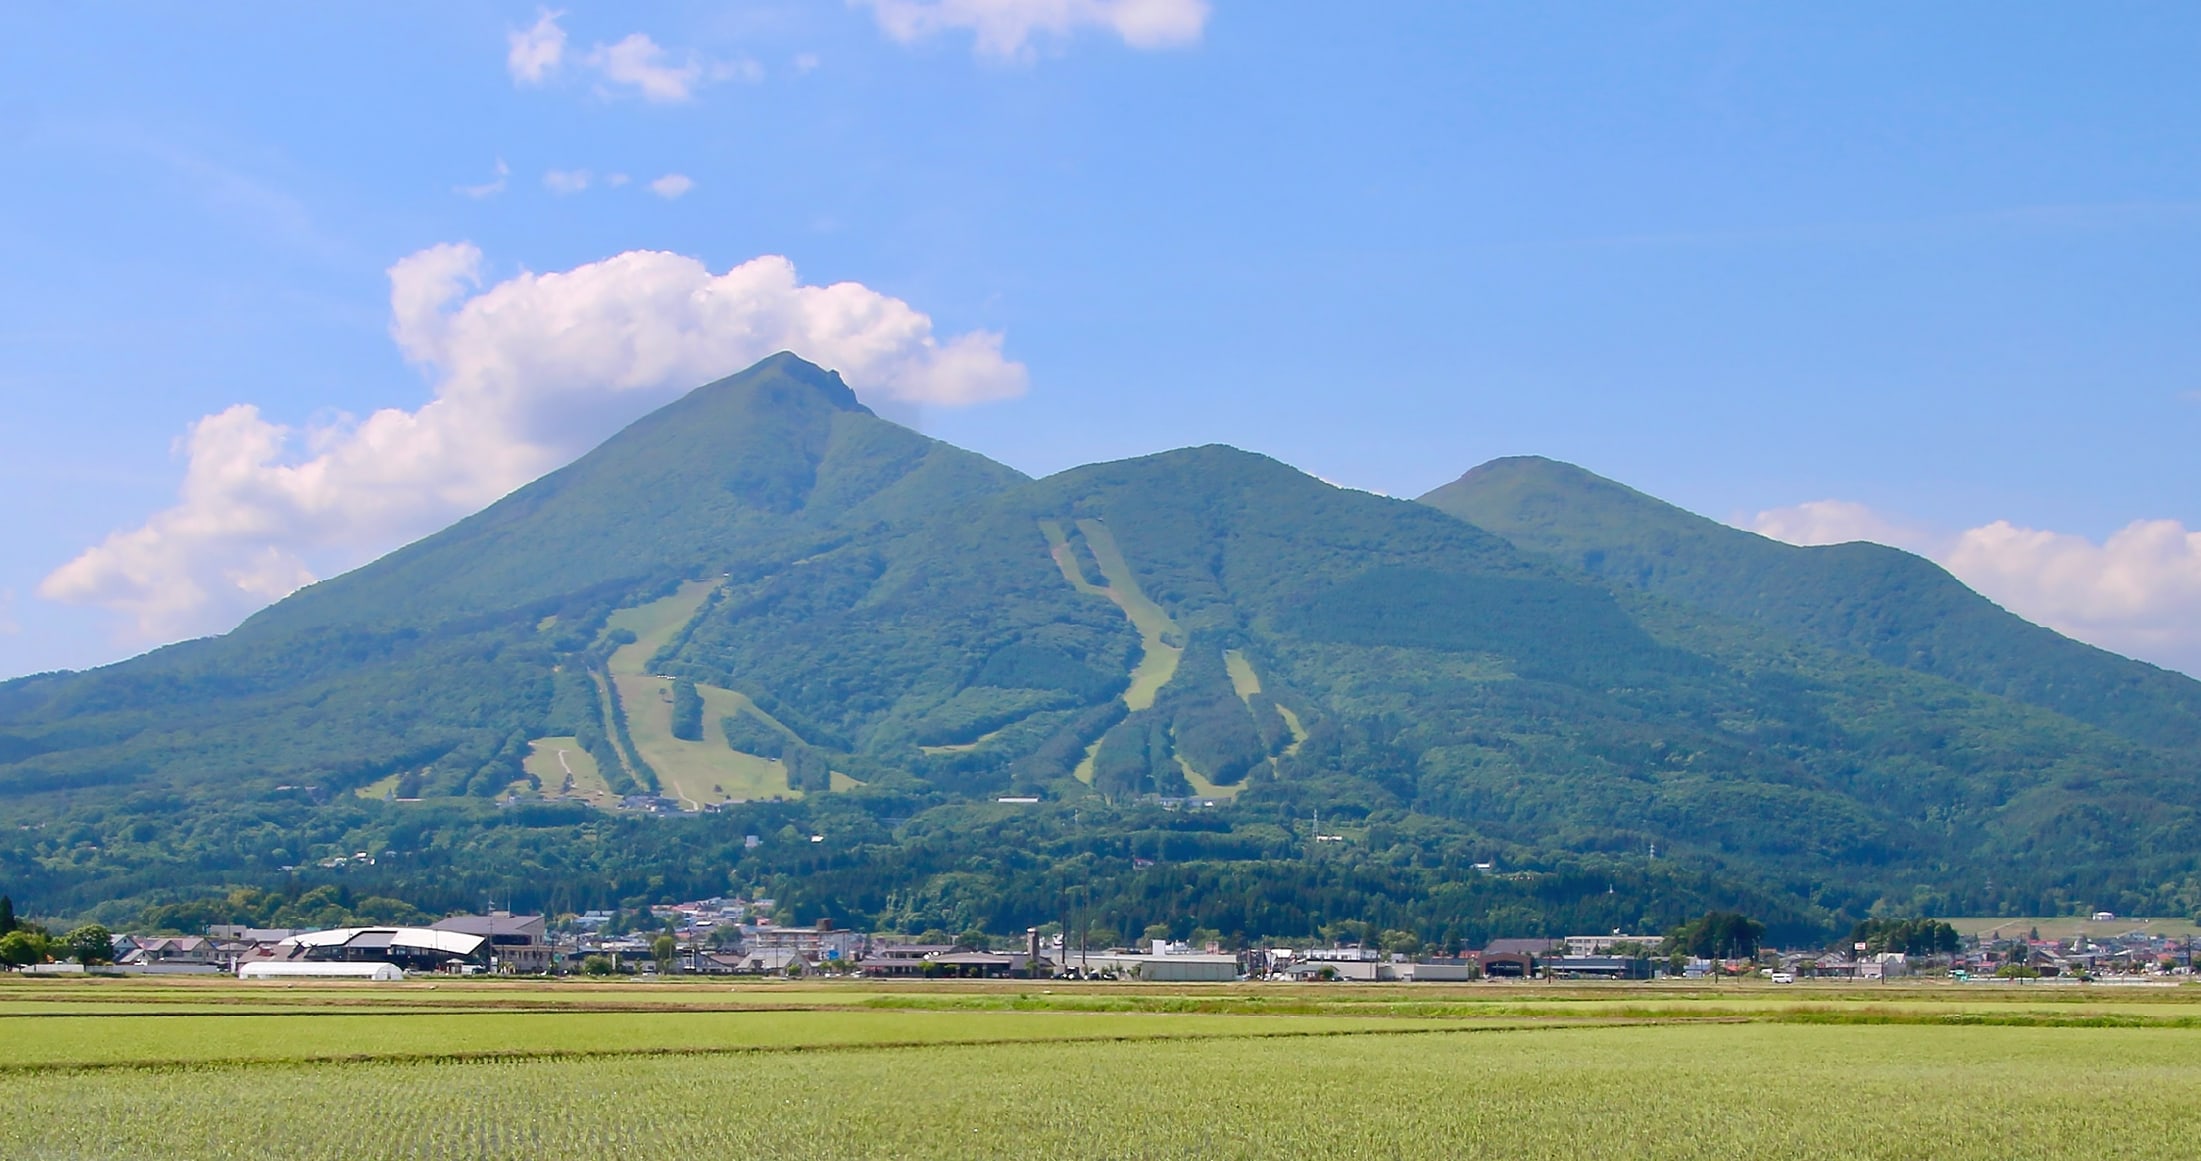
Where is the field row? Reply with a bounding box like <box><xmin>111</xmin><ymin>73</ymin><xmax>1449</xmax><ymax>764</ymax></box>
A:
<box><xmin>6</xmin><ymin>1024</ymin><xmax>2199</xmax><ymax>1159</ymax></box>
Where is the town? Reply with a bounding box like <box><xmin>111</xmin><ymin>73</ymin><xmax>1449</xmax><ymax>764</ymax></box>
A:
<box><xmin>6</xmin><ymin>897</ymin><xmax>2195</xmax><ymax>985</ymax></box>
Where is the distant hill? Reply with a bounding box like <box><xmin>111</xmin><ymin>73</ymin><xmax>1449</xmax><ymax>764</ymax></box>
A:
<box><xmin>5</xmin><ymin>357</ymin><xmax>2199</xmax><ymax>940</ymax></box>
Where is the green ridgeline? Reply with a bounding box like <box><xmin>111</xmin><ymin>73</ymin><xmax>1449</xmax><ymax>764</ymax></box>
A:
<box><xmin>5</xmin><ymin>355</ymin><xmax>2201</xmax><ymax>941</ymax></box>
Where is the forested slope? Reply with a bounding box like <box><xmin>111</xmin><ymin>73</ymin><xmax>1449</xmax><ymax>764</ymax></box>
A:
<box><xmin>5</xmin><ymin>357</ymin><xmax>2200</xmax><ymax>936</ymax></box>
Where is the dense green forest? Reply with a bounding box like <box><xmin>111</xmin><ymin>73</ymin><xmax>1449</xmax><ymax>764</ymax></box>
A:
<box><xmin>5</xmin><ymin>354</ymin><xmax>2201</xmax><ymax>938</ymax></box>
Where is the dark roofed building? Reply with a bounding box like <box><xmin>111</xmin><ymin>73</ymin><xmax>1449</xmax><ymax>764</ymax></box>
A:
<box><xmin>430</xmin><ymin>913</ymin><xmax>550</xmax><ymax>973</ymax></box>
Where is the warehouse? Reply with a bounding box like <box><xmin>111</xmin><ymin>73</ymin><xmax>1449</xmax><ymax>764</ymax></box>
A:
<box><xmin>253</xmin><ymin>927</ymin><xmax>489</xmax><ymax>974</ymax></box>
<box><xmin>238</xmin><ymin>960</ymin><xmax>404</xmax><ymax>981</ymax></box>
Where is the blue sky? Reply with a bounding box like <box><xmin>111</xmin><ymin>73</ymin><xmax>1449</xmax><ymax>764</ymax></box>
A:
<box><xmin>3</xmin><ymin>2</ymin><xmax>2199</xmax><ymax>678</ymax></box>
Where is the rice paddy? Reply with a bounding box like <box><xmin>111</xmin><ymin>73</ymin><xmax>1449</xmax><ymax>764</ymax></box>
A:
<box><xmin>4</xmin><ymin>977</ymin><xmax>2199</xmax><ymax>1158</ymax></box>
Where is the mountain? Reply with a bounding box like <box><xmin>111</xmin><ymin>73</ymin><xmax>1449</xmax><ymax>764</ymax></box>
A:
<box><xmin>5</xmin><ymin>356</ymin><xmax>2199</xmax><ymax>941</ymax></box>
<box><xmin>1420</xmin><ymin>456</ymin><xmax>2201</xmax><ymax>751</ymax></box>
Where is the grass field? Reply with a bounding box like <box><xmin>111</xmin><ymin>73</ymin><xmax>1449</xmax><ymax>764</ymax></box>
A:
<box><xmin>1949</xmin><ymin>916</ymin><xmax>2201</xmax><ymax>941</ymax></box>
<box><xmin>4</xmin><ymin>977</ymin><xmax>2200</xmax><ymax>1158</ymax></box>
<box><xmin>603</xmin><ymin>579</ymin><xmax>720</xmax><ymax>677</ymax></box>
<box><xmin>590</xmin><ymin>580</ymin><xmax>847</xmax><ymax>806</ymax></box>
<box><xmin>613</xmin><ymin>675</ymin><xmax>793</xmax><ymax>806</ymax></box>
<box><xmin>1042</xmin><ymin>518</ymin><xmax>1188</xmax><ymax>785</ymax></box>
<box><xmin>521</xmin><ymin>736</ymin><xmax>611</xmax><ymax>803</ymax></box>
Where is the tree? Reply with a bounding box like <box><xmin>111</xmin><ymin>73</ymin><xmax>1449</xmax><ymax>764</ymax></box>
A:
<box><xmin>1666</xmin><ymin>912</ymin><xmax>1764</xmax><ymax>959</ymax></box>
<box><xmin>0</xmin><ymin>930</ymin><xmax>42</xmax><ymax>966</ymax></box>
<box><xmin>954</xmin><ymin>928</ymin><xmax>990</xmax><ymax>951</ymax></box>
<box><xmin>670</xmin><ymin>679</ymin><xmax>704</xmax><ymax>742</ymax></box>
<box><xmin>652</xmin><ymin>933</ymin><xmax>678</xmax><ymax>971</ymax></box>
<box><xmin>1379</xmin><ymin>929</ymin><xmax>1423</xmax><ymax>958</ymax></box>
<box><xmin>0</xmin><ymin>894</ymin><xmax>15</xmax><ymax>934</ymax></box>
<box><xmin>1849</xmin><ymin>917</ymin><xmax>1961</xmax><ymax>957</ymax></box>
<box><xmin>64</xmin><ymin>925</ymin><xmax>115</xmax><ymax>966</ymax></box>
<box><xmin>581</xmin><ymin>954</ymin><xmax>615</xmax><ymax>976</ymax></box>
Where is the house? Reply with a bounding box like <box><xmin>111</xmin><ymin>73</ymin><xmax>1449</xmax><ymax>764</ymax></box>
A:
<box><xmin>727</xmin><ymin>947</ymin><xmax>809</xmax><ymax>975</ymax></box>
<box><xmin>116</xmin><ymin>936</ymin><xmax>225</xmax><ymax>972</ymax></box>
<box><xmin>431</xmin><ymin>913</ymin><xmax>551</xmax><ymax>973</ymax></box>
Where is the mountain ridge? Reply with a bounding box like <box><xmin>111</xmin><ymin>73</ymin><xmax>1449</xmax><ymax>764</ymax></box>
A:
<box><xmin>5</xmin><ymin>355</ymin><xmax>2199</xmax><ymax>938</ymax></box>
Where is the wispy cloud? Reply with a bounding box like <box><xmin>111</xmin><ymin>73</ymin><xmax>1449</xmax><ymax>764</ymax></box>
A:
<box><xmin>648</xmin><ymin>173</ymin><xmax>695</xmax><ymax>200</ymax></box>
<box><xmin>543</xmin><ymin>168</ymin><xmax>591</xmax><ymax>195</ymax></box>
<box><xmin>455</xmin><ymin>158</ymin><xmax>509</xmax><ymax>199</ymax></box>
<box><xmin>856</xmin><ymin>0</ymin><xmax>1211</xmax><ymax>61</ymax></box>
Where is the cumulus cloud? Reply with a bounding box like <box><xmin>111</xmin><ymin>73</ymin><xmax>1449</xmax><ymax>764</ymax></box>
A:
<box><xmin>507</xmin><ymin>9</ymin><xmax>568</xmax><ymax>84</ymax></box>
<box><xmin>506</xmin><ymin>11</ymin><xmax>753</xmax><ymax>102</ymax></box>
<box><xmin>543</xmin><ymin>168</ymin><xmax>591</xmax><ymax>194</ymax></box>
<box><xmin>585</xmin><ymin>33</ymin><xmax>704</xmax><ymax>103</ymax></box>
<box><xmin>1944</xmin><ymin>519</ymin><xmax>2201</xmax><ymax>673</ymax></box>
<box><xmin>1750</xmin><ymin>502</ymin><xmax>2201</xmax><ymax>675</ymax></box>
<box><xmin>649</xmin><ymin>173</ymin><xmax>695</xmax><ymax>199</ymax></box>
<box><xmin>1746</xmin><ymin>500</ymin><xmax>1935</xmax><ymax>554</ymax></box>
<box><xmin>40</xmin><ymin>244</ymin><xmax>1028</xmax><ymax>642</ymax></box>
<box><xmin>857</xmin><ymin>0</ymin><xmax>1211</xmax><ymax>60</ymax></box>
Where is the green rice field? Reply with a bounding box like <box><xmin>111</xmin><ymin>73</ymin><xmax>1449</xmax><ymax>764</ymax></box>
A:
<box><xmin>5</xmin><ymin>977</ymin><xmax>2199</xmax><ymax>1158</ymax></box>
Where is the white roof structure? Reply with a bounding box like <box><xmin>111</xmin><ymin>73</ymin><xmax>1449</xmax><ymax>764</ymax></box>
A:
<box><xmin>280</xmin><ymin>927</ymin><xmax>488</xmax><ymax>957</ymax></box>
<box><xmin>239</xmin><ymin>961</ymin><xmax>404</xmax><ymax>980</ymax></box>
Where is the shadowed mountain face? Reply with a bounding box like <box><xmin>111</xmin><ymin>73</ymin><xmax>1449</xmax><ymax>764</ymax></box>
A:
<box><xmin>5</xmin><ymin>357</ymin><xmax>2200</xmax><ymax>937</ymax></box>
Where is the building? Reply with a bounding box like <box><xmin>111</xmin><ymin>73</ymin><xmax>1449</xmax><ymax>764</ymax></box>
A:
<box><xmin>856</xmin><ymin>944</ymin><xmax>953</xmax><ymax>977</ymax></box>
<box><xmin>1544</xmin><ymin>955</ymin><xmax>1655</xmax><ymax>980</ymax></box>
<box><xmin>741</xmin><ymin>921</ymin><xmax>867</xmax><ymax>963</ymax></box>
<box><xmin>1564</xmin><ymin>934</ymin><xmax>1660</xmax><ymax>956</ymax></box>
<box><xmin>431</xmin><ymin>913</ymin><xmax>551</xmax><ymax>973</ymax></box>
<box><xmin>1402</xmin><ymin>957</ymin><xmax>1478</xmax><ymax>982</ymax></box>
<box><xmin>249</xmin><ymin>927</ymin><xmax>488</xmax><ymax>974</ymax></box>
<box><xmin>240</xmin><ymin>960</ymin><xmax>404</xmax><ymax>981</ymax></box>
<box><xmin>117</xmin><ymin>936</ymin><xmax>224</xmax><ymax>969</ymax></box>
<box><xmin>1074</xmin><ymin>951</ymin><xmax>1239</xmax><ymax>981</ymax></box>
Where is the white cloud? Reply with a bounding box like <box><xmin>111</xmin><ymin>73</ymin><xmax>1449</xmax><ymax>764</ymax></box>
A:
<box><xmin>793</xmin><ymin>52</ymin><xmax>823</xmax><ymax>74</ymax></box>
<box><xmin>605</xmin><ymin>172</ymin><xmax>631</xmax><ymax>188</ymax></box>
<box><xmin>1746</xmin><ymin>499</ymin><xmax>1935</xmax><ymax>554</ymax></box>
<box><xmin>1750</xmin><ymin>502</ymin><xmax>2201</xmax><ymax>675</ymax></box>
<box><xmin>586</xmin><ymin>33</ymin><xmax>705</xmax><ymax>103</ymax></box>
<box><xmin>543</xmin><ymin>168</ymin><xmax>591</xmax><ymax>194</ymax></box>
<box><xmin>455</xmin><ymin>158</ymin><xmax>509</xmax><ymax>199</ymax></box>
<box><xmin>1944</xmin><ymin>519</ymin><xmax>2201</xmax><ymax>673</ymax></box>
<box><xmin>857</xmin><ymin>0</ymin><xmax>1211</xmax><ymax>60</ymax></box>
<box><xmin>507</xmin><ymin>11</ymin><xmax>754</xmax><ymax>102</ymax></box>
<box><xmin>507</xmin><ymin>9</ymin><xmax>568</xmax><ymax>84</ymax></box>
<box><xmin>40</xmin><ymin>244</ymin><xmax>1029</xmax><ymax>643</ymax></box>
<box><xmin>649</xmin><ymin>173</ymin><xmax>695</xmax><ymax>199</ymax></box>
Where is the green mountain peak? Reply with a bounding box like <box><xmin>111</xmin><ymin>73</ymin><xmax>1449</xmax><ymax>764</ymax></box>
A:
<box><xmin>8</xmin><ymin>360</ymin><xmax>2201</xmax><ymax>938</ymax></box>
